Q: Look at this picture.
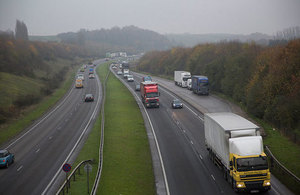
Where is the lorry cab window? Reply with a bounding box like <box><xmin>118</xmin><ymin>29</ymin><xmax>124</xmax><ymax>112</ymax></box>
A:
<box><xmin>146</xmin><ymin>92</ymin><xmax>159</xmax><ymax>98</ymax></box>
<box><xmin>237</xmin><ymin>156</ymin><xmax>268</xmax><ymax>171</ymax></box>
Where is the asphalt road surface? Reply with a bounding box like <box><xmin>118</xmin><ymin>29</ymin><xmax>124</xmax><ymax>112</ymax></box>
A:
<box><xmin>0</xmin><ymin>60</ymin><xmax>104</xmax><ymax>195</ymax></box>
<box><xmin>113</xmin><ymin>68</ymin><xmax>294</xmax><ymax>195</ymax></box>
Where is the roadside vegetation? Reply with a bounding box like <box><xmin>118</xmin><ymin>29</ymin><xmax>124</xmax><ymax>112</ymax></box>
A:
<box><xmin>0</xmin><ymin>59</ymin><xmax>81</xmax><ymax>146</ymax></box>
<box><xmin>136</xmin><ymin>39</ymin><xmax>300</xmax><ymax>192</ymax></box>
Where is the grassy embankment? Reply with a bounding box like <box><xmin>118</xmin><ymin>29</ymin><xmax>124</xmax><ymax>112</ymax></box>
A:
<box><xmin>0</xmin><ymin>58</ymin><xmax>82</xmax><ymax>146</ymax></box>
<box><xmin>67</xmin><ymin>63</ymin><xmax>155</xmax><ymax>194</ymax></box>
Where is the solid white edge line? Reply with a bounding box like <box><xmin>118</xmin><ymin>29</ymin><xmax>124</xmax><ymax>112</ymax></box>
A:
<box><xmin>43</xmin><ymin>73</ymin><xmax>102</xmax><ymax>195</ymax></box>
<box><xmin>114</xmin><ymin>69</ymin><xmax>170</xmax><ymax>195</ymax></box>
<box><xmin>5</xmin><ymin>84</ymin><xmax>75</xmax><ymax>150</ymax></box>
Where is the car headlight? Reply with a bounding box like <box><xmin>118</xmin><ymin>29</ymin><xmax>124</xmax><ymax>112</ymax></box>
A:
<box><xmin>173</xmin><ymin>104</ymin><xmax>175</xmax><ymax>107</ymax></box>
<box><xmin>237</xmin><ymin>183</ymin><xmax>243</xmax><ymax>188</ymax></box>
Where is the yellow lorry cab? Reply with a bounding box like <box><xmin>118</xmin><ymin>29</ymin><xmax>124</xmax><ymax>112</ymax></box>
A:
<box><xmin>75</xmin><ymin>79</ymin><xmax>83</xmax><ymax>88</ymax></box>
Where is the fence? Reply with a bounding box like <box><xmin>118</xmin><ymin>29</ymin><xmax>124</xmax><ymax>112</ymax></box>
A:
<box><xmin>56</xmin><ymin>159</ymin><xmax>93</xmax><ymax>195</ymax></box>
<box><xmin>265</xmin><ymin>146</ymin><xmax>300</xmax><ymax>194</ymax></box>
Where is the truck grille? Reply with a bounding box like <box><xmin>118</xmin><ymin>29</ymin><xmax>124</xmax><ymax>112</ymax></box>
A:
<box><xmin>244</xmin><ymin>181</ymin><xmax>264</xmax><ymax>189</ymax></box>
<box><xmin>240</xmin><ymin>174</ymin><xmax>267</xmax><ymax>181</ymax></box>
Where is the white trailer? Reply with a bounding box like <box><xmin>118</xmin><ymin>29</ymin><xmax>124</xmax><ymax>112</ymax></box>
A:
<box><xmin>174</xmin><ymin>71</ymin><xmax>191</xmax><ymax>87</ymax></box>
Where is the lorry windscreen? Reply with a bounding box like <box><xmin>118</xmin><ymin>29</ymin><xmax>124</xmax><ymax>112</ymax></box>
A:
<box><xmin>199</xmin><ymin>82</ymin><xmax>209</xmax><ymax>87</ymax></box>
<box><xmin>183</xmin><ymin>77</ymin><xmax>191</xmax><ymax>81</ymax></box>
<box><xmin>146</xmin><ymin>92</ymin><xmax>159</xmax><ymax>98</ymax></box>
<box><xmin>237</xmin><ymin>156</ymin><xmax>268</xmax><ymax>171</ymax></box>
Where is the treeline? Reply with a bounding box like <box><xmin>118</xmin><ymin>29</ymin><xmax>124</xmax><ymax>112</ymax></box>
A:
<box><xmin>0</xmin><ymin>35</ymin><xmax>86</xmax><ymax>77</ymax></box>
<box><xmin>137</xmin><ymin>40</ymin><xmax>300</xmax><ymax>139</ymax></box>
<box><xmin>57</xmin><ymin>26</ymin><xmax>173</xmax><ymax>54</ymax></box>
<box><xmin>0</xmin><ymin>34</ymin><xmax>87</xmax><ymax>124</ymax></box>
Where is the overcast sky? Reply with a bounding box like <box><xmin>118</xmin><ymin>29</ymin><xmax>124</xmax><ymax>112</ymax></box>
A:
<box><xmin>0</xmin><ymin>0</ymin><xmax>299</xmax><ymax>36</ymax></box>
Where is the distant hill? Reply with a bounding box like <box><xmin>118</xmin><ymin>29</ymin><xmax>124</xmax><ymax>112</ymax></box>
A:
<box><xmin>57</xmin><ymin>26</ymin><xmax>173</xmax><ymax>54</ymax></box>
<box><xmin>166</xmin><ymin>32</ymin><xmax>272</xmax><ymax>47</ymax></box>
<box><xmin>29</xmin><ymin>35</ymin><xmax>61</xmax><ymax>42</ymax></box>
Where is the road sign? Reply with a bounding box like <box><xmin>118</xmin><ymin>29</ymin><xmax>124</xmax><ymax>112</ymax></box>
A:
<box><xmin>62</xmin><ymin>163</ymin><xmax>72</xmax><ymax>173</ymax></box>
<box><xmin>84</xmin><ymin>163</ymin><xmax>92</xmax><ymax>172</ymax></box>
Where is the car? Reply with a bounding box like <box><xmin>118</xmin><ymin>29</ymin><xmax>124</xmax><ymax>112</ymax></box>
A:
<box><xmin>89</xmin><ymin>74</ymin><xmax>95</xmax><ymax>79</ymax></box>
<box><xmin>135</xmin><ymin>84</ymin><xmax>140</xmax><ymax>91</ymax></box>
<box><xmin>127</xmin><ymin>75</ymin><xmax>134</xmax><ymax>82</ymax></box>
<box><xmin>80</xmin><ymin>68</ymin><xmax>85</xmax><ymax>72</ymax></box>
<box><xmin>171</xmin><ymin>99</ymin><xmax>183</xmax><ymax>109</ymax></box>
<box><xmin>0</xmin><ymin>149</ymin><xmax>14</xmax><ymax>168</ymax></box>
<box><xmin>117</xmin><ymin>71</ymin><xmax>123</xmax><ymax>75</ymax></box>
<box><xmin>84</xmin><ymin>94</ymin><xmax>94</xmax><ymax>102</ymax></box>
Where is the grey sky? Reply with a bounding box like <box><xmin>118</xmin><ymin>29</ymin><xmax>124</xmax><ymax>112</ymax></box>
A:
<box><xmin>0</xmin><ymin>0</ymin><xmax>299</xmax><ymax>35</ymax></box>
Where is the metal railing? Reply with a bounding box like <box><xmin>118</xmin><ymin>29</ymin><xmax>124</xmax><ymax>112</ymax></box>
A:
<box><xmin>265</xmin><ymin>146</ymin><xmax>300</xmax><ymax>193</ymax></box>
<box><xmin>56</xmin><ymin>159</ymin><xmax>93</xmax><ymax>195</ymax></box>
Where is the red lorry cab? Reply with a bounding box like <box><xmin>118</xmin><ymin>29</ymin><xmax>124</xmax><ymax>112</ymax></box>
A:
<box><xmin>140</xmin><ymin>81</ymin><xmax>160</xmax><ymax>108</ymax></box>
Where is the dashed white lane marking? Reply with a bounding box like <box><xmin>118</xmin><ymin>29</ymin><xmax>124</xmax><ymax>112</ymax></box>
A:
<box><xmin>190</xmin><ymin>140</ymin><xmax>194</xmax><ymax>145</ymax></box>
<box><xmin>211</xmin><ymin>175</ymin><xmax>216</xmax><ymax>181</ymax></box>
<box><xmin>36</xmin><ymin>148</ymin><xmax>40</xmax><ymax>153</ymax></box>
<box><xmin>17</xmin><ymin>165</ymin><xmax>23</xmax><ymax>172</ymax></box>
<box><xmin>199</xmin><ymin>154</ymin><xmax>203</xmax><ymax>160</ymax></box>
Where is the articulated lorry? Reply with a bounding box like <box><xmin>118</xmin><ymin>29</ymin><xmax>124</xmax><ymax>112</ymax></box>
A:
<box><xmin>204</xmin><ymin>112</ymin><xmax>271</xmax><ymax>192</ymax></box>
<box><xmin>192</xmin><ymin>75</ymin><xmax>209</xmax><ymax>95</ymax></box>
<box><xmin>174</xmin><ymin>71</ymin><xmax>191</xmax><ymax>87</ymax></box>
<box><xmin>140</xmin><ymin>81</ymin><xmax>160</xmax><ymax>108</ymax></box>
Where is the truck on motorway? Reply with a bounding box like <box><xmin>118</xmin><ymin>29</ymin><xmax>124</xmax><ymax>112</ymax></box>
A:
<box><xmin>174</xmin><ymin>71</ymin><xmax>191</xmax><ymax>87</ymax></box>
<box><xmin>204</xmin><ymin>112</ymin><xmax>271</xmax><ymax>192</ymax></box>
<box><xmin>121</xmin><ymin>61</ymin><xmax>129</xmax><ymax>71</ymax></box>
<box><xmin>75</xmin><ymin>79</ymin><xmax>83</xmax><ymax>88</ymax></box>
<box><xmin>140</xmin><ymin>81</ymin><xmax>160</xmax><ymax>108</ymax></box>
<box><xmin>89</xmin><ymin>68</ymin><xmax>94</xmax><ymax>74</ymax></box>
<box><xmin>191</xmin><ymin>75</ymin><xmax>209</xmax><ymax>95</ymax></box>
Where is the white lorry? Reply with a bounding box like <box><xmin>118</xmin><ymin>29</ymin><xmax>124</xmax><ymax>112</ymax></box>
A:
<box><xmin>204</xmin><ymin>112</ymin><xmax>271</xmax><ymax>192</ymax></box>
<box><xmin>174</xmin><ymin>71</ymin><xmax>191</xmax><ymax>88</ymax></box>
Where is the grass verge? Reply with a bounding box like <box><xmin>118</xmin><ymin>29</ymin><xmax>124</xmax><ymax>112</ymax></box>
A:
<box><xmin>97</xmin><ymin>67</ymin><xmax>155</xmax><ymax>194</ymax></box>
<box><xmin>0</xmin><ymin>60</ymin><xmax>81</xmax><ymax>146</ymax></box>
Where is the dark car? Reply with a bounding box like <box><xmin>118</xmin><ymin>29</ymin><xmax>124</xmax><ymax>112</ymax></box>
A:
<box><xmin>0</xmin><ymin>149</ymin><xmax>14</xmax><ymax>168</ymax></box>
<box><xmin>135</xmin><ymin>84</ymin><xmax>140</xmax><ymax>91</ymax></box>
<box><xmin>84</xmin><ymin>94</ymin><xmax>94</xmax><ymax>102</ymax></box>
<box><xmin>171</xmin><ymin>99</ymin><xmax>183</xmax><ymax>109</ymax></box>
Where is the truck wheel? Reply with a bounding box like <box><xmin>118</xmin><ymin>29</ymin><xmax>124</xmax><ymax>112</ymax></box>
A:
<box><xmin>232</xmin><ymin>180</ymin><xmax>238</xmax><ymax>192</ymax></box>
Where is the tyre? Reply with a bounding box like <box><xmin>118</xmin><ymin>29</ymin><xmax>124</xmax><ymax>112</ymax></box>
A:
<box><xmin>5</xmin><ymin>162</ymin><xmax>9</xmax><ymax>168</ymax></box>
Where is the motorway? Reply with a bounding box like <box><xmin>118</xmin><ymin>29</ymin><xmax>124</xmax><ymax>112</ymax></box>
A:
<box><xmin>113</xmin><ymin>68</ymin><xmax>294</xmax><ymax>195</ymax></box>
<box><xmin>0</xmin><ymin>60</ymin><xmax>104</xmax><ymax>195</ymax></box>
